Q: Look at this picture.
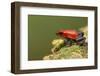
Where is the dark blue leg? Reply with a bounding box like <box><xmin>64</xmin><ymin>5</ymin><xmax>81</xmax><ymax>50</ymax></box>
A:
<box><xmin>64</xmin><ymin>39</ymin><xmax>72</xmax><ymax>46</ymax></box>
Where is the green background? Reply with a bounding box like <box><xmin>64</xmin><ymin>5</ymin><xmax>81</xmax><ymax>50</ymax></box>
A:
<box><xmin>28</xmin><ymin>15</ymin><xmax>87</xmax><ymax>60</ymax></box>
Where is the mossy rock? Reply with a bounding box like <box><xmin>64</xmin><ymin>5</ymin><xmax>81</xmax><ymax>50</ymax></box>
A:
<box><xmin>43</xmin><ymin>45</ymin><xmax>87</xmax><ymax>60</ymax></box>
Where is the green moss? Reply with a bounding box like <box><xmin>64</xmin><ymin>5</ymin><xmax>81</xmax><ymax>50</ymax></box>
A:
<box><xmin>43</xmin><ymin>45</ymin><xmax>87</xmax><ymax>60</ymax></box>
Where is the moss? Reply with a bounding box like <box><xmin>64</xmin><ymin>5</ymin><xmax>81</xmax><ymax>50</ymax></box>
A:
<box><xmin>43</xmin><ymin>45</ymin><xmax>87</xmax><ymax>60</ymax></box>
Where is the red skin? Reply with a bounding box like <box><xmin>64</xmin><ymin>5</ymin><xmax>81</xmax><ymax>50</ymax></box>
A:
<box><xmin>57</xmin><ymin>30</ymin><xmax>78</xmax><ymax>40</ymax></box>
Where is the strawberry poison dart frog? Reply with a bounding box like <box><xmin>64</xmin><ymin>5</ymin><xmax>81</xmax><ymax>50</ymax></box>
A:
<box><xmin>56</xmin><ymin>29</ymin><xmax>86</xmax><ymax>46</ymax></box>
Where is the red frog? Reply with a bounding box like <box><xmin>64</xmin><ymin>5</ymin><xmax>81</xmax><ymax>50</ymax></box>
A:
<box><xmin>56</xmin><ymin>29</ymin><xmax>86</xmax><ymax>46</ymax></box>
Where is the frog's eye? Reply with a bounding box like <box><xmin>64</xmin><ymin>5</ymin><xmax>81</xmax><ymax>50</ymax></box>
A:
<box><xmin>56</xmin><ymin>32</ymin><xmax>63</xmax><ymax>36</ymax></box>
